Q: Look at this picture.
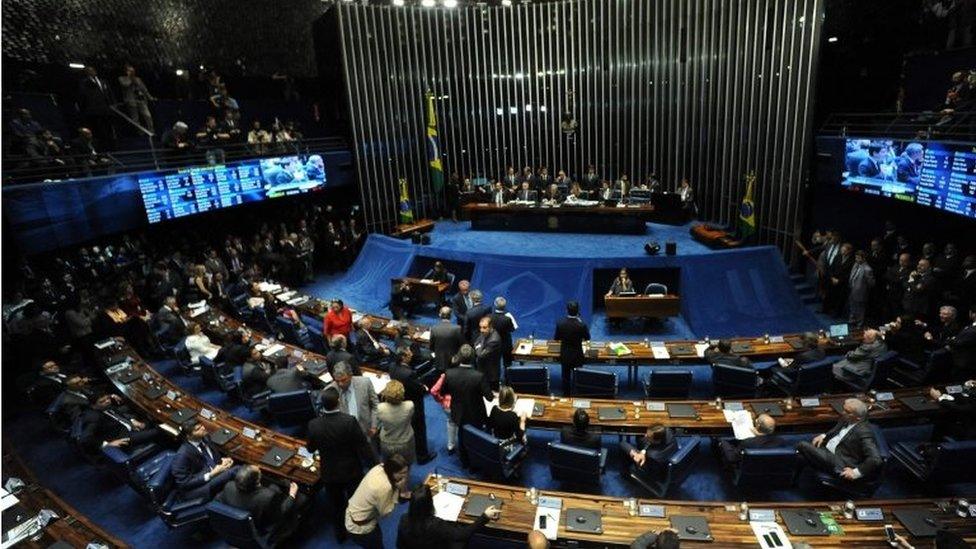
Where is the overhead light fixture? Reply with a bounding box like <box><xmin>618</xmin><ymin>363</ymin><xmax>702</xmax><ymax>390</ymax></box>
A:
<box><xmin>175</xmin><ymin>69</ymin><xmax>185</xmax><ymax>76</ymax></box>
<box><xmin>509</xmin><ymin>106</ymin><xmax>518</xmax><ymax>114</ymax></box>
<box><xmin>525</xmin><ymin>104</ymin><xmax>532</xmax><ymax>111</ymax></box>
<box><xmin>68</xmin><ymin>62</ymin><xmax>85</xmax><ymax>69</ymax></box>
<box><xmin>421</xmin><ymin>0</ymin><xmax>435</xmax><ymax>6</ymax></box>
<box><xmin>827</xmin><ymin>36</ymin><xmax>838</xmax><ymax>43</ymax></box>
<box><xmin>539</xmin><ymin>105</ymin><xmax>547</xmax><ymax>112</ymax></box>
<box><xmin>501</xmin><ymin>0</ymin><xmax>511</xmax><ymax>6</ymax></box>
<box><xmin>392</xmin><ymin>0</ymin><xmax>404</xmax><ymax>5</ymax></box>
<box><xmin>443</xmin><ymin>0</ymin><xmax>458</xmax><ymax>6</ymax></box>
<box><xmin>495</xmin><ymin>108</ymin><xmax>504</xmax><ymax>115</ymax></box>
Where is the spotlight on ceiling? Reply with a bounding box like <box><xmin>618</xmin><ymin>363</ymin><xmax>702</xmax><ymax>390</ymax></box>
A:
<box><xmin>443</xmin><ymin>0</ymin><xmax>458</xmax><ymax>6</ymax></box>
<box><xmin>392</xmin><ymin>0</ymin><xmax>405</xmax><ymax>5</ymax></box>
<box><xmin>827</xmin><ymin>36</ymin><xmax>838</xmax><ymax>43</ymax></box>
<box><xmin>501</xmin><ymin>0</ymin><xmax>512</xmax><ymax>5</ymax></box>
<box><xmin>421</xmin><ymin>0</ymin><xmax>435</xmax><ymax>6</ymax></box>
<box><xmin>68</xmin><ymin>62</ymin><xmax>86</xmax><ymax>69</ymax></box>
<box><xmin>175</xmin><ymin>69</ymin><xmax>185</xmax><ymax>76</ymax></box>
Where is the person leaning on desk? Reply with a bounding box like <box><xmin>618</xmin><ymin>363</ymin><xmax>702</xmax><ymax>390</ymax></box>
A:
<box><xmin>606</xmin><ymin>268</ymin><xmax>636</xmax><ymax>297</ymax></box>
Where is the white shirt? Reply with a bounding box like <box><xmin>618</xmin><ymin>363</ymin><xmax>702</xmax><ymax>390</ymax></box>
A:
<box><xmin>824</xmin><ymin>422</ymin><xmax>862</xmax><ymax>479</ymax></box>
<box><xmin>184</xmin><ymin>334</ymin><xmax>220</xmax><ymax>364</ymax></box>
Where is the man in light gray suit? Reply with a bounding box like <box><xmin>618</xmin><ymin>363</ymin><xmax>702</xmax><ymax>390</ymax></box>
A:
<box><xmin>429</xmin><ymin>306</ymin><xmax>463</xmax><ymax>372</ymax></box>
<box><xmin>832</xmin><ymin>329</ymin><xmax>887</xmax><ymax>382</ymax></box>
<box><xmin>324</xmin><ymin>362</ymin><xmax>378</xmax><ymax>438</ymax></box>
<box><xmin>847</xmin><ymin>250</ymin><xmax>875</xmax><ymax>327</ymax></box>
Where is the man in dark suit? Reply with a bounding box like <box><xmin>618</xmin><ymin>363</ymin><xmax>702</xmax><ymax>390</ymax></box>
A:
<box><xmin>704</xmin><ymin>339</ymin><xmax>754</xmax><ymax>369</ymax></box>
<box><xmin>307</xmin><ymin>387</ymin><xmax>373</xmax><ymax>543</ymax></box>
<box><xmin>241</xmin><ymin>347</ymin><xmax>272</xmax><ymax>398</ymax></box>
<box><xmin>796</xmin><ymin>398</ymin><xmax>882</xmax><ymax>483</ymax></box>
<box><xmin>430</xmin><ymin>306</ymin><xmax>463</xmax><ymax>372</ymax></box>
<box><xmin>903</xmin><ymin>258</ymin><xmax>936</xmax><ymax>320</ymax></box>
<box><xmin>857</xmin><ymin>145</ymin><xmax>891</xmax><ymax>179</ymax></box>
<box><xmin>945</xmin><ymin>306</ymin><xmax>976</xmax><ymax>380</ymax></box>
<box><xmin>29</xmin><ymin>360</ymin><xmax>68</xmax><ymax>405</ymax></box>
<box><xmin>553</xmin><ymin>301</ymin><xmax>590</xmax><ymax>395</ymax></box>
<box><xmin>559</xmin><ymin>409</ymin><xmax>602</xmax><ymax>450</ymax></box>
<box><xmin>474</xmin><ymin>316</ymin><xmax>503</xmax><ymax>391</ymax></box>
<box><xmin>217</xmin><ymin>465</ymin><xmax>302</xmax><ymax>537</ymax></box>
<box><xmin>58</xmin><ymin>375</ymin><xmax>96</xmax><ymax>421</ymax></box>
<box><xmin>824</xmin><ymin>243</ymin><xmax>856</xmax><ymax>317</ymax></box>
<box><xmin>171</xmin><ymin>422</ymin><xmax>240</xmax><ymax>501</ymax></box>
<box><xmin>895</xmin><ymin>142</ymin><xmax>923</xmax><ymax>185</ymax></box>
<box><xmin>76</xmin><ymin>394</ymin><xmax>163</xmax><ymax>454</ymax></box>
<box><xmin>452</xmin><ymin>280</ymin><xmax>473</xmax><ymax>328</ymax></box>
<box><xmin>929</xmin><ymin>382</ymin><xmax>976</xmax><ymax>440</ymax></box>
<box><xmin>488</xmin><ymin>296</ymin><xmax>518</xmax><ymax>369</ymax></box>
<box><xmin>884</xmin><ymin>253</ymin><xmax>913</xmax><ymax>318</ymax></box>
<box><xmin>325</xmin><ymin>334</ymin><xmax>360</xmax><ymax>374</ymax></box>
<box><xmin>441</xmin><ymin>345</ymin><xmax>494</xmax><ymax>468</ymax></box>
<box><xmin>463</xmin><ymin>290</ymin><xmax>490</xmax><ymax>343</ymax></box>
<box><xmin>390</xmin><ymin>348</ymin><xmax>436</xmax><ymax>464</ymax></box>
<box><xmin>717</xmin><ymin>414</ymin><xmax>784</xmax><ymax>466</ymax></box>
<box><xmin>266</xmin><ymin>362</ymin><xmax>316</xmax><ymax>394</ymax></box>
<box><xmin>77</xmin><ymin>66</ymin><xmax>116</xmax><ymax>149</ymax></box>
<box><xmin>214</xmin><ymin>330</ymin><xmax>250</xmax><ymax>366</ymax></box>
<box><xmin>352</xmin><ymin>320</ymin><xmax>391</xmax><ymax>363</ymax></box>
<box><xmin>154</xmin><ymin>296</ymin><xmax>186</xmax><ymax>347</ymax></box>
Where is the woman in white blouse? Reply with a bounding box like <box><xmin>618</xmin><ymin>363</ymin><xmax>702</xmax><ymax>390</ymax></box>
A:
<box><xmin>183</xmin><ymin>322</ymin><xmax>220</xmax><ymax>364</ymax></box>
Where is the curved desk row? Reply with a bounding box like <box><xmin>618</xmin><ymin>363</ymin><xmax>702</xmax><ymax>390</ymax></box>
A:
<box><xmin>2</xmin><ymin>449</ymin><xmax>129</xmax><ymax>548</ymax></box>
<box><xmin>428</xmin><ymin>474</ymin><xmax>976</xmax><ymax>547</ymax></box>
<box><xmin>204</xmin><ymin>307</ymin><xmax>938</xmax><ymax>435</ymax></box>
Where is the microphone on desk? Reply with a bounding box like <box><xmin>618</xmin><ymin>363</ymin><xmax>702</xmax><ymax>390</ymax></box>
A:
<box><xmin>644</xmin><ymin>241</ymin><xmax>661</xmax><ymax>255</ymax></box>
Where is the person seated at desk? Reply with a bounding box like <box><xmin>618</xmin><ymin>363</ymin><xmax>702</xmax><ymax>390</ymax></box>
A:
<box><xmin>598</xmin><ymin>180</ymin><xmax>613</xmax><ymax>201</ymax></box>
<box><xmin>327</xmin><ymin>334</ymin><xmax>361</xmax><ymax>375</ymax></box>
<box><xmin>217</xmin><ymin>465</ymin><xmax>303</xmax><ymax>539</ymax></box>
<box><xmin>796</xmin><ymin>398</ymin><xmax>882</xmax><ymax>484</ymax></box>
<box><xmin>172</xmin><ymin>422</ymin><xmax>240</xmax><ymax>501</ymax></box>
<box><xmin>215</xmin><ymin>329</ymin><xmax>251</xmax><ymax>367</ymax></box>
<box><xmin>704</xmin><ymin>339</ymin><xmax>754</xmax><ymax>369</ymax></box>
<box><xmin>555</xmin><ymin>169</ymin><xmax>571</xmax><ymax>187</ymax></box>
<box><xmin>928</xmin><ymin>381</ymin><xmax>976</xmax><ymax>440</ymax></box>
<box><xmin>487</xmin><ymin>385</ymin><xmax>527</xmax><ymax>445</ymax></box>
<box><xmin>564</xmin><ymin>183</ymin><xmax>585</xmax><ymax>203</ymax></box>
<box><xmin>832</xmin><ymin>328</ymin><xmax>887</xmax><ymax>382</ymax></box>
<box><xmin>397</xmin><ymin>484</ymin><xmax>500</xmax><ymax>549</ymax></box>
<box><xmin>768</xmin><ymin>332</ymin><xmax>824</xmax><ymax>377</ymax></box>
<box><xmin>241</xmin><ymin>347</ymin><xmax>272</xmax><ymax>397</ymax></box>
<box><xmin>353</xmin><ymin>319</ymin><xmax>391</xmax><ymax>362</ymax></box>
<box><xmin>77</xmin><ymin>393</ymin><xmax>164</xmax><ymax>454</ymax></box>
<box><xmin>183</xmin><ymin>322</ymin><xmax>221</xmax><ymax>365</ymax></box>
<box><xmin>542</xmin><ymin>183</ymin><xmax>563</xmax><ymax>205</ymax></box>
<box><xmin>391</xmin><ymin>280</ymin><xmax>418</xmax><ymax>320</ymax></box>
<box><xmin>514</xmin><ymin>181</ymin><xmax>536</xmax><ymax>203</ymax></box>
<box><xmin>560</xmin><ymin>409</ymin><xmax>601</xmax><ymax>450</ymax></box>
<box><xmin>606</xmin><ymin>268</ymin><xmax>636</xmax><ymax>297</ymax></box>
<box><xmin>490</xmin><ymin>181</ymin><xmax>508</xmax><ymax>206</ymax></box>
<box><xmin>427</xmin><ymin>261</ymin><xmax>450</xmax><ymax>284</ymax></box>
<box><xmin>716</xmin><ymin>413</ymin><xmax>783</xmax><ymax>466</ymax></box>
<box><xmin>620</xmin><ymin>424</ymin><xmax>678</xmax><ymax>479</ymax></box>
<box><xmin>266</xmin><ymin>360</ymin><xmax>317</xmax><ymax>394</ymax></box>
<box><xmin>29</xmin><ymin>360</ymin><xmax>70</xmax><ymax>405</ymax></box>
<box><xmin>503</xmin><ymin>166</ymin><xmax>519</xmax><ymax>191</ymax></box>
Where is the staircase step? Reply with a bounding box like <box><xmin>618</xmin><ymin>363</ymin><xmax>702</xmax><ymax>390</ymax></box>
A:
<box><xmin>789</xmin><ymin>273</ymin><xmax>806</xmax><ymax>283</ymax></box>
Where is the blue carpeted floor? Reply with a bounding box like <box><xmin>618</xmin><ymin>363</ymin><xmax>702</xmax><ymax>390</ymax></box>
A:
<box><xmin>7</xmin><ymin>221</ymin><xmax>969</xmax><ymax>547</ymax></box>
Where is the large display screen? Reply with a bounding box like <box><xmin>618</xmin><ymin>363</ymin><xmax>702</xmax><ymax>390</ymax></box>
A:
<box><xmin>841</xmin><ymin>138</ymin><xmax>976</xmax><ymax>218</ymax></box>
<box><xmin>138</xmin><ymin>154</ymin><xmax>327</xmax><ymax>223</ymax></box>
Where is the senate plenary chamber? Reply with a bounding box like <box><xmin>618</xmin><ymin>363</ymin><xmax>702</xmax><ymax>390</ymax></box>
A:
<box><xmin>1</xmin><ymin>0</ymin><xmax>975</xmax><ymax>547</ymax></box>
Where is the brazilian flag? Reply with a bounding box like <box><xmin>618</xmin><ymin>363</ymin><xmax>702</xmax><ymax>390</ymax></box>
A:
<box><xmin>399</xmin><ymin>177</ymin><xmax>414</xmax><ymax>224</ymax></box>
<box><xmin>738</xmin><ymin>172</ymin><xmax>757</xmax><ymax>240</ymax></box>
<box><xmin>425</xmin><ymin>91</ymin><xmax>444</xmax><ymax>193</ymax></box>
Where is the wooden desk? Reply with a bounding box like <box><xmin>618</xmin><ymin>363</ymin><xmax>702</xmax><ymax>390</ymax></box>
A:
<box><xmin>463</xmin><ymin>203</ymin><xmax>657</xmax><ymax>234</ymax></box>
<box><xmin>2</xmin><ymin>449</ymin><xmax>129</xmax><ymax>548</ymax></box>
<box><xmin>390</xmin><ymin>218</ymin><xmax>435</xmax><ymax>238</ymax></box>
<box><xmin>426</xmin><ymin>475</ymin><xmax>976</xmax><ymax>547</ymax></box>
<box><xmin>605</xmin><ymin>295</ymin><xmax>681</xmax><ymax>319</ymax></box>
<box><xmin>391</xmin><ymin>277</ymin><xmax>450</xmax><ymax>306</ymax></box>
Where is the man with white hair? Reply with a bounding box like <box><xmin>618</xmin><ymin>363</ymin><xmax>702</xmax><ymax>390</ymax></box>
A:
<box><xmin>832</xmin><ymin>328</ymin><xmax>887</xmax><ymax>383</ymax></box>
<box><xmin>489</xmin><ymin>296</ymin><xmax>518</xmax><ymax>369</ymax></box>
<box><xmin>796</xmin><ymin>398</ymin><xmax>882</xmax><ymax>482</ymax></box>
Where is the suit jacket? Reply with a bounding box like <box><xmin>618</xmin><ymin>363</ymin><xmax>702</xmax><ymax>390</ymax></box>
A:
<box><xmin>172</xmin><ymin>439</ymin><xmax>223</xmax><ymax>495</ymax></box>
<box><xmin>442</xmin><ymin>365</ymin><xmax>492</xmax><ymax>426</ymax></box>
<box><xmin>78</xmin><ymin>75</ymin><xmax>115</xmax><ymax>115</ymax></box>
<box><xmin>217</xmin><ymin>482</ymin><xmax>294</xmax><ymax>533</ymax></box>
<box><xmin>215</xmin><ymin>342</ymin><xmax>250</xmax><ymax>366</ymax></box>
<box><xmin>451</xmin><ymin>292</ymin><xmax>473</xmax><ymax>324</ymax></box>
<box><xmin>822</xmin><ymin>420</ymin><xmax>883</xmax><ymax>479</ymax></box>
<box><xmin>463</xmin><ymin>304</ymin><xmax>490</xmax><ymax>342</ymax></box>
<box><xmin>324</xmin><ymin>377</ymin><xmax>378</xmax><ymax>435</ymax></box>
<box><xmin>430</xmin><ymin>320</ymin><xmax>463</xmax><ymax>371</ymax></box>
<box><xmin>266</xmin><ymin>367</ymin><xmax>312</xmax><ymax>394</ymax></box>
<box><xmin>948</xmin><ymin>324</ymin><xmax>976</xmax><ymax>378</ymax></box>
<box><xmin>553</xmin><ymin>316</ymin><xmax>590</xmax><ymax>367</ymax></box>
<box><xmin>836</xmin><ymin>339</ymin><xmax>888</xmax><ymax>378</ymax></box>
<box><xmin>241</xmin><ymin>361</ymin><xmax>271</xmax><ymax>397</ymax></box>
<box><xmin>818</xmin><ymin>243</ymin><xmax>843</xmax><ymax>275</ymax></box>
<box><xmin>559</xmin><ymin>427</ymin><xmax>602</xmax><ymax>450</ymax></box>
<box><xmin>76</xmin><ymin>408</ymin><xmax>127</xmax><ymax>453</ymax></box>
<box><xmin>848</xmin><ymin>263</ymin><xmax>875</xmax><ymax>302</ymax></box>
<box><xmin>488</xmin><ymin>311</ymin><xmax>516</xmax><ymax>357</ymax></box>
<box><xmin>473</xmin><ymin>330</ymin><xmax>502</xmax><ymax>377</ymax></box>
<box><xmin>326</xmin><ymin>350</ymin><xmax>360</xmax><ymax>374</ymax></box>
<box><xmin>307</xmin><ymin>411</ymin><xmax>371</xmax><ymax>483</ymax></box>
<box><xmin>155</xmin><ymin>305</ymin><xmax>185</xmax><ymax>345</ymax></box>
<box><xmin>903</xmin><ymin>271</ymin><xmax>936</xmax><ymax>316</ymax></box>
<box><xmin>389</xmin><ymin>363</ymin><xmax>426</xmax><ymax>410</ymax></box>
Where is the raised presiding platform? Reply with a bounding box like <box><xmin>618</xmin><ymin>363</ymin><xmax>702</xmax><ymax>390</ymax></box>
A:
<box><xmin>426</xmin><ymin>475</ymin><xmax>976</xmax><ymax>547</ymax></box>
<box><xmin>464</xmin><ymin>203</ymin><xmax>658</xmax><ymax>234</ymax></box>
<box><xmin>605</xmin><ymin>294</ymin><xmax>681</xmax><ymax>319</ymax></box>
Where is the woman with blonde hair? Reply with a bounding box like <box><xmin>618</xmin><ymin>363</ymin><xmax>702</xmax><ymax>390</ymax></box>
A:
<box><xmin>487</xmin><ymin>385</ymin><xmax>527</xmax><ymax>445</ymax></box>
<box><xmin>377</xmin><ymin>379</ymin><xmax>416</xmax><ymax>463</ymax></box>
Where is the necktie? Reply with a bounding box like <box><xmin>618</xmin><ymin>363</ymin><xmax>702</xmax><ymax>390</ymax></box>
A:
<box><xmin>345</xmin><ymin>387</ymin><xmax>358</xmax><ymax>419</ymax></box>
<box><xmin>201</xmin><ymin>443</ymin><xmax>216</xmax><ymax>468</ymax></box>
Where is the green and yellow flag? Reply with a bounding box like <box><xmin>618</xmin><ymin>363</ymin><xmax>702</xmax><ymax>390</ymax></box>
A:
<box><xmin>399</xmin><ymin>177</ymin><xmax>414</xmax><ymax>224</ymax></box>
<box><xmin>738</xmin><ymin>172</ymin><xmax>757</xmax><ymax>240</ymax></box>
<box><xmin>425</xmin><ymin>91</ymin><xmax>444</xmax><ymax>193</ymax></box>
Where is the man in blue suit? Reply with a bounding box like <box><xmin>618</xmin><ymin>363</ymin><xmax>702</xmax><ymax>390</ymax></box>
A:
<box><xmin>171</xmin><ymin>422</ymin><xmax>240</xmax><ymax>501</ymax></box>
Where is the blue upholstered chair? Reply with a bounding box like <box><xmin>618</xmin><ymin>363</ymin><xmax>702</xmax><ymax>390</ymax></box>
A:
<box><xmin>572</xmin><ymin>367</ymin><xmax>617</xmax><ymax>398</ymax></box>
<box><xmin>626</xmin><ymin>436</ymin><xmax>701</xmax><ymax>498</ymax></box>
<box><xmin>730</xmin><ymin>446</ymin><xmax>802</xmax><ymax>491</ymax></box>
<box><xmin>835</xmin><ymin>350</ymin><xmax>899</xmax><ymax>393</ymax></box>
<box><xmin>768</xmin><ymin>357</ymin><xmax>836</xmax><ymax>396</ymax></box>
<box><xmin>102</xmin><ymin>445</ymin><xmax>175</xmax><ymax>497</ymax></box>
<box><xmin>267</xmin><ymin>390</ymin><xmax>319</xmax><ymax>426</ymax></box>
<box><xmin>548</xmin><ymin>442</ymin><xmax>607</xmax><ymax>486</ymax></box>
<box><xmin>144</xmin><ymin>454</ymin><xmax>210</xmax><ymax>529</ymax></box>
<box><xmin>644</xmin><ymin>283</ymin><xmax>668</xmax><ymax>295</ymax></box>
<box><xmin>815</xmin><ymin>424</ymin><xmax>890</xmax><ymax>498</ymax></box>
<box><xmin>890</xmin><ymin>439</ymin><xmax>976</xmax><ymax>485</ymax></box>
<box><xmin>461</xmin><ymin>425</ymin><xmax>526</xmax><ymax>480</ymax></box>
<box><xmin>507</xmin><ymin>365</ymin><xmax>550</xmax><ymax>395</ymax></box>
<box><xmin>200</xmin><ymin>356</ymin><xmax>236</xmax><ymax>393</ymax></box>
<box><xmin>206</xmin><ymin>501</ymin><xmax>275</xmax><ymax>549</ymax></box>
<box><xmin>643</xmin><ymin>369</ymin><xmax>693</xmax><ymax>399</ymax></box>
<box><xmin>233</xmin><ymin>366</ymin><xmax>272</xmax><ymax>412</ymax></box>
<box><xmin>711</xmin><ymin>363</ymin><xmax>760</xmax><ymax>398</ymax></box>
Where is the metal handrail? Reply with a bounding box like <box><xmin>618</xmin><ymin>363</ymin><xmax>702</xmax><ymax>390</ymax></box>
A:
<box><xmin>819</xmin><ymin>110</ymin><xmax>975</xmax><ymax>139</ymax></box>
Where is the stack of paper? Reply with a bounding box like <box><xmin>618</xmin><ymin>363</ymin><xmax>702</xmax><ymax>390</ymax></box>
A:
<box><xmin>257</xmin><ymin>282</ymin><xmax>281</xmax><ymax>293</ymax></box>
<box><xmin>534</xmin><ymin>506</ymin><xmax>561</xmax><ymax>540</ymax></box>
<box><xmin>608</xmin><ymin>342</ymin><xmax>632</xmax><ymax>356</ymax></box>
<box><xmin>694</xmin><ymin>343</ymin><xmax>710</xmax><ymax>357</ymax></box>
<box><xmin>724</xmin><ymin>409</ymin><xmax>756</xmax><ymax>440</ymax></box>
<box><xmin>650</xmin><ymin>343</ymin><xmax>670</xmax><ymax>359</ymax></box>
<box><xmin>261</xmin><ymin>344</ymin><xmax>285</xmax><ymax>357</ymax></box>
<box><xmin>433</xmin><ymin>492</ymin><xmax>465</xmax><ymax>521</ymax></box>
<box><xmin>418</xmin><ymin>330</ymin><xmax>431</xmax><ymax>342</ymax></box>
<box><xmin>277</xmin><ymin>291</ymin><xmax>296</xmax><ymax>301</ymax></box>
<box><xmin>189</xmin><ymin>306</ymin><xmax>209</xmax><ymax>318</ymax></box>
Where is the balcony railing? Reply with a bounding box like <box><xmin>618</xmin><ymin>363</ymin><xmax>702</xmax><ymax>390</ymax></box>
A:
<box><xmin>819</xmin><ymin>110</ymin><xmax>975</xmax><ymax>141</ymax></box>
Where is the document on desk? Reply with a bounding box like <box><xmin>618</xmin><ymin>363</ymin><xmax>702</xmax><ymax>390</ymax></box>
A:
<box><xmin>514</xmin><ymin>398</ymin><xmax>536</xmax><ymax>417</ymax></box>
<box><xmin>432</xmin><ymin>491</ymin><xmax>464</xmax><ymax>522</ymax></box>
<box><xmin>650</xmin><ymin>343</ymin><xmax>670</xmax><ymax>359</ymax></box>
<box><xmin>261</xmin><ymin>344</ymin><xmax>285</xmax><ymax>357</ymax></box>
<box><xmin>277</xmin><ymin>291</ymin><xmax>296</xmax><ymax>301</ymax></box>
<box><xmin>352</xmin><ymin>312</ymin><xmax>365</xmax><ymax>324</ymax></box>
<box><xmin>534</xmin><ymin>506</ymin><xmax>562</xmax><ymax>540</ymax></box>
<box><xmin>257</xmin><ymin>282</ymin><xmax>281</xmax><ymax>293</ymax></box>
<box><xmin>694</xmin><ymin>343</ymin><xmax>710</xmax><ymax>358</ymax></box>
<box><xmin>189</xmin><ymin>306</ymin><xmax>209</xmax><ymax>318</ymax></box>
<box><xmin>724</xmin><ymin>409</ymin><xmax>756</xmax><ymax>440</ymax></box>
<box><xmin>418</xmin><ymin>330</ymin><xmax>431</xmax><ymax>342</ymax></box>
<box><xmin>363</xmin><ymin>372</ymin><xmax>390</xmax><ymax>394</ymax></box>
<box><xmin>751</xmin><ymin>521</ymin><xmax>792</xmax><ymax>549</ymax></box>
<box><xmin>515</xmin><ymin>341</ymin><xmax>534</xmax><ymax>355</ymax></box>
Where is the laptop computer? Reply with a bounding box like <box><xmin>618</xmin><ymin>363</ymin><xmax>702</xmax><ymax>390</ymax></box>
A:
<box><xmin>829</xmin><ymin>324</ymin><xmax>850</xmax><ymax>338</ymax></box>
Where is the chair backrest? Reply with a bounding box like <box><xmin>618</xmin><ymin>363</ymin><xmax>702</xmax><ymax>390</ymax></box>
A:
<box><xmin>267</xmin><ymin>390</ymin><xmax>317</xmax><ymax>425</ymax></box>
<box><xmin>572</xmin><ymin>367</ymin><xmax>617</xmax><ymax>398</ymax></box>
<box><xmin>792</xmin><ymin>358</ymin><xmax>835</xmax><ymax>395</ymax></box>
<box><xmin>711</xmin><ymin>363</ymin><xmax>758</xmax><ymax>398</ymax></box>
<box><xmin>507</xmin><ymin>366</ymin><xmax>550</xmax><ymax>395</ymax></box>
<box><xmin>928</xmin><ymin>440</ymin><xmax>976</xmax><ymax>483</ymax></box>
<box><xmin>644</xmin><ymin>283</ymin><xmax>668</xmax><ymax>295</ymax></box>
<box><xmin>145</xmin><ymin>454</ymin><xmax>177</xmax><ymax>508</ymax></box>
<box><xmin>734</xmin><ymin>447</ymin><xmax>801</xmax><ymax>490</ymax></box>
<box><xmin>548</xmin><ymin>442</ymin><xmax>603</xmax><ymax>483</ymax></box>
<box><xmin>461</xmin><ymin>425</ymin><xmax>506</xmax><ymax>478</ymax></box>
<box><xmin>275</xmin><ymin>317</ymin><xmax>296</xmax><ymax>341</ymax></box>
<box><xmin>646</xmin><ymin>369</ymin><xmax>693</xmax><ymax>398</ymax></box>
<box><xmin>206</xmin><ymin>501</ymin><xmax>268</xmax><ymax>549</ymax></box>
<box><xmin>867</xmin><ymin>351</ymin><xmax>899</xmax><ymax>389</ymax></box>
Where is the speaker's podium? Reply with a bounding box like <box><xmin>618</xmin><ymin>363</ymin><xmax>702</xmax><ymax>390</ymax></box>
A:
<box><xmin>604</xmin><ymin>293</ymin><xmax>681</xmax><ymax>319</ymax></box>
